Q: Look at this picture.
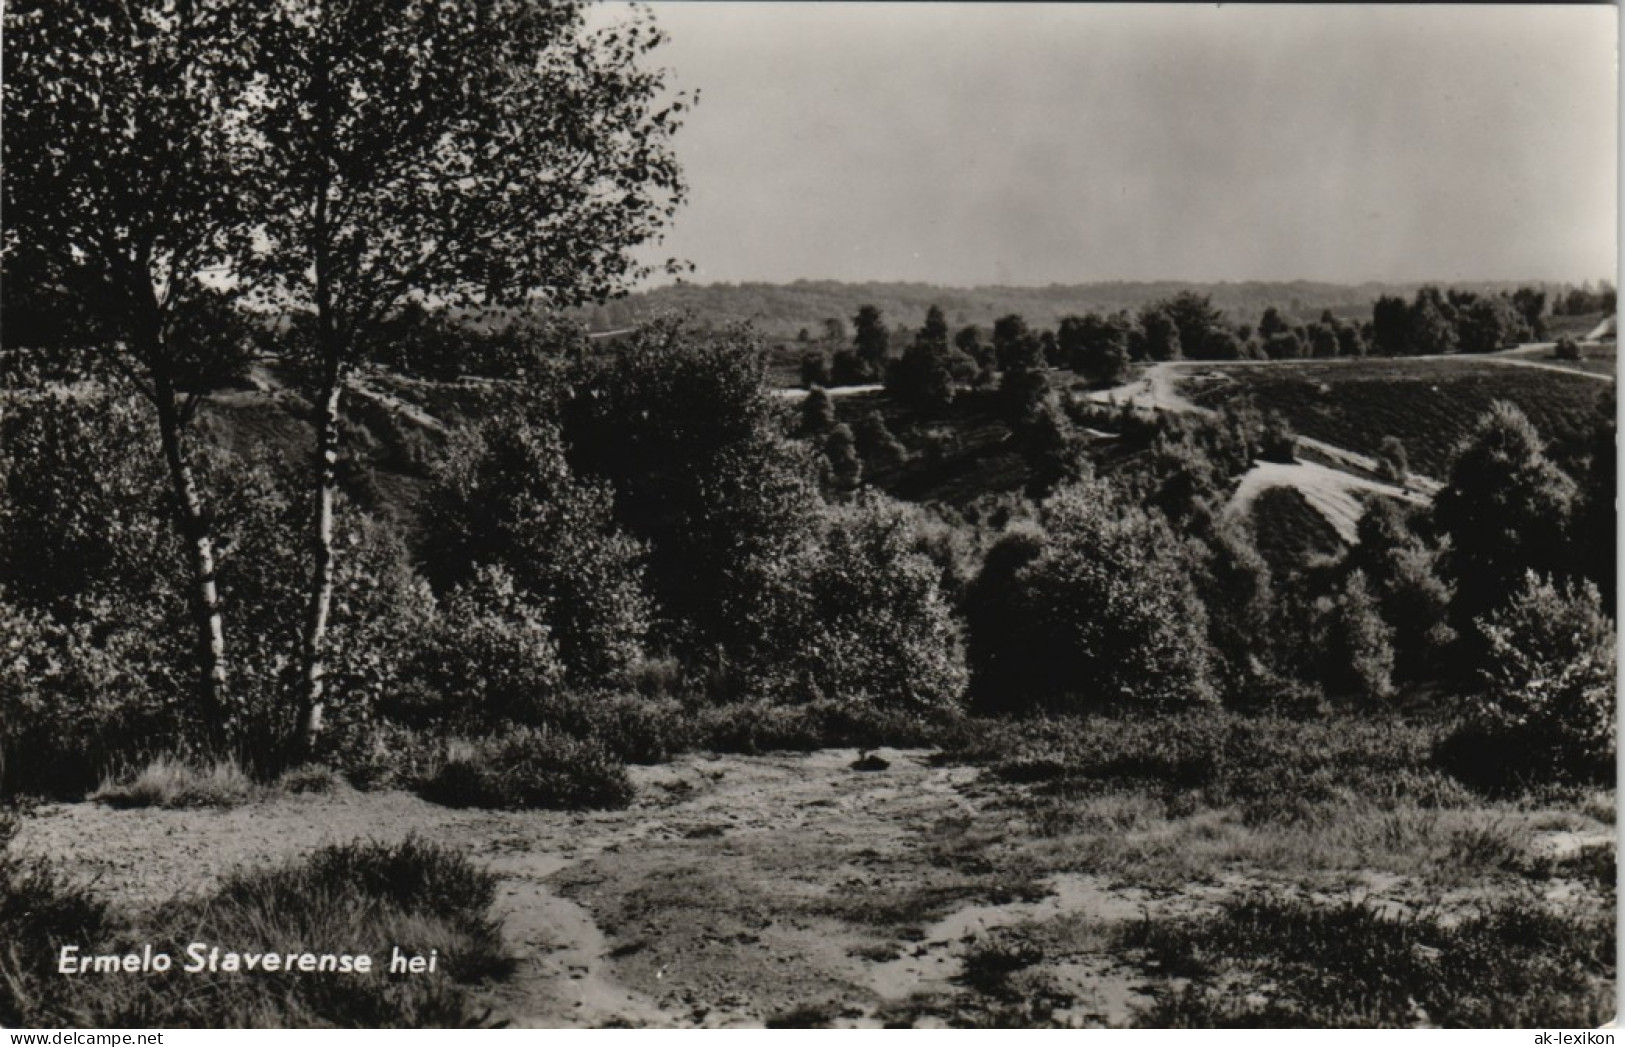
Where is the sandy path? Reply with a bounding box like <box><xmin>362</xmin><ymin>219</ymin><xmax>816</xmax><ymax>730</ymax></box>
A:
<box><xmin>1083</xmin><ymin>361</ymin><xmax>1444</xmax><ymax>542</ymax></box>
<box><xmin>773</xmin><ymin>383</ymin><xmax>885</xmax><ymax>401</ymax></box>
<box><xmin>10</xmin><ymin>751</ymin><xmax>1023</xmax><ymax>1028</ymax></box>
<box><xmin>1225</xmin><ymin>460</ymin><xmax>1427</xmax><ymax>543</ymax></box>
<box><xmin>9</xmin><ymin>748</ymin><xmax>1612</xmax><ymax>1028</ymax></box>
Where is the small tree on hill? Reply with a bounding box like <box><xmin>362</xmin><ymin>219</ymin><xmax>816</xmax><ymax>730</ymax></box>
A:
<box><xmin>800</xmin><ymin>387</ymin><xmax>836</xmax><ymax>435</ymax></box>
<box><xmin>993</xmin><ymin>314</ymin><xmax>1043</xmax><ymax>372</ymax></box>
<box><xmin>800</xmin><ymin>351</ymin><xmax>831</xmax><ymax>389</ymax></box>
<box><xmin>853</xmin><ymin>411</ymin><xmax>909</xmax><ymax>471</ymax></box>
<box><xmin>1153</xmin><ymin>291</ymin><xmax>1228</xmax><ymax>361</ymax></box>
<box><xmin>825</xmin><ymin>424</ymin><xmax>863</xmax><ymax>491</ymax></box>
<box><xmin>853</xmin><ymin>305</ymin><xmax>890</xmax><ymax>377</ymax></box>
<box><xmin>887</xmin><ymin>309</ymin><xmax>959</xmax><ymax>416</ymax></box>
<box><xmin>1376</xmin><ymin>436</ymin><xmax>1410</xmax><ymax>486</ymax></box>
<box><xmin>1133</xmin><ymin>308</ymin><xmax>1183</xmax><ymax>362</ymax></box>
<box><xmin>1059</xmin><ymin>312</ymin><xmax>1133</xmax><ymax>384</ymax></box>
<box><xmin>1370</xmin><ymin>295</ymin><xmax>1412</xmax><ymax>356</ymax></box>
<box><xmin>1324</xmin><ymin>570</ymin><xmax>1396</xmax><ymax>703</ymax></box>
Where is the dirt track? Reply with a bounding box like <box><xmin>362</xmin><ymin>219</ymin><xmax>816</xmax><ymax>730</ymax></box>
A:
<box><xmin>13</xmin><ymin>750</ymin><xmax>1172</xmax><ymax>1028</ymax></box>
<box><xmin>11</xmin><ymin>746</ymin><xmax>1614</xmax><ymax>1028</ymax></box>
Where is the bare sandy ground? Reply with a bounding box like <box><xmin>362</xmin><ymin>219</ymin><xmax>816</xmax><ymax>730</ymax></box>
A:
<box><xmin>10</xmin><ymin>749</ymin><xmax>1612</xmax><ymax>1028</ymax></box>
<box><xmin>1083</xmin><ymin>360</ymin><xmax>1454</xmax><ymax>542</ymax></box>
<box><xmin>8</xmin><ymin>751</ymin><xmax>1197</xmax><ymax>1027</ymax></box>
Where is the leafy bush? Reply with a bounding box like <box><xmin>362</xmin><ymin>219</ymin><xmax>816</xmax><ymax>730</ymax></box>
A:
<box><xmin>737</xmin><ymin>496</ymin><xmax>969</xmax><ymax>712</ymax></box>
<box><xmin>1439</xmin><ymin>573</ymin><xmax>1615</xmax><ymax>790</ymax></box>
<box><xmin>385</xmin><ymin>567</ymin><xmax>567</xmax><ymax>734</ymax></box>
<box><xmin>562</xmin><ymin>323</ymin><xmax>824</xmax><ymax>663</ymax></box>
<box><xmin>422</xmin><ymin>410</ymin><xmax>651</xmax><ymax>688</ymax></box>
<box><xmin>0</xmin><ymin>393</ymin><xmax>184</xmax><ymax>612</ymax></box>
<box><xmin>0</xmin><ymin>396</ymin><xmax>210</xmax><ymax>794</ymax></box>
<box><xmin>968</xmin><ymin>482</ymin><xmax>1215</xmax><ymax>714</ymax></box>
<box><xmin>421</xmin><ymin>727</ymin><xmax>634</xmax><ymax>811</ymax></box>
<box><xmin>0</xmin><ymin>597</ymin><xmax>195</xmax><ymax>798</ymax></box>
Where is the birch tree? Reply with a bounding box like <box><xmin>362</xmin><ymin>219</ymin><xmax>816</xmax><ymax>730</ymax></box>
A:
<box><xmin>244</xmin><ymin>0</ymin><xmax>690</xmax><ymax>755</ymax></box>
<box><xmin>2</xmin><ymin>0</ymin><xmax>258</xmax><ymax>744</ymax></box>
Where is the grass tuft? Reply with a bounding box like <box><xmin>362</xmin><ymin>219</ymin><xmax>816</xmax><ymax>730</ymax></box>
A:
<box><xmin>420</xmin><ymin>727</ymin><xmax>634</xmax><ymax>811</ymax></box>
<box><xmin>92</xmin><ymin>756</ymin><xmax>258</xmax><ymax>809</ymax></box>
<box><xmin>1120</xmin><ymin>893</ymin><xmax>1614</xmax><ymax>1028</ymax></box>
<box><xmin>2</xmin><ymin>829</ymin><xmax>513</xmax><ymax>1028</ymax></box>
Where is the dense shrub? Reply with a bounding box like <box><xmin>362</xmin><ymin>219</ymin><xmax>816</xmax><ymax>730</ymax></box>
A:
<box><xmin>853</xmin><ymin>411</ymin><xmax>908</xmax><ymax>470</ymax></box>
<box><xmin>421</xmin><ymin>727</ymin><xmax>634</xmax><ymax>811</ymax></box>
<box><xmin>1346</xmin><ymin>500</ymin><xmax>1455</xmax><ymax>683</ymax></box>
<box><xmin>385</xmin><ymin>567</ymin><xmax>567</xmax><ymax>734</ymax></box>
<box><xmin>422</xmin><ymin>411</ymin><xmax>651</xmax><ymax>688</ymax></box>
<box><xmin>1323</xmin><ymin>571</ymin><xmax>1396</xmax><ymax>704</ymax></box>
<box><xmin>1440</xmin><ymin>572</ymin><xmax>1615</xmax><ymax>790</ymax></box>
<box><xmin>823</xmin><ymin>423</ymin><xmax>862</xmax><ymax>490</ymax></box>
<box><xmin>886</xmin><ymin>340</ymin><xmax>958</xmax><ymax>416</ymax></box>
<box><xmin>0</xmin><ymin>394</ymin><xmax>183</xmax><ymax>612</ymax></box>
<box><xmin>739</xmin><ymin>496</ymin><xmax>969</xmax><ymax>712</ymax></box>
<box><xmin>1180</xmin><ymin>513</ymin><xmax>1276</xmax><ymax>703</ymax></box>
<box><xmin>968</xmin><ymin>481</ymin><xmax>1215</xmax><ymax>714</ymax></box>
<box><xmin>1432</xmin><ymin>402</ymin><xmax>1577</xmax><ymax>633</ymax></box>
<box><xmin>562</xmin><ymin>323</ymin><xmax>824</xmax><ymax>663</ymax></box>
<box><xmin>799</xmin><ymin>386</ymin><xmax>835</xmax><ymax>434</ymax></box>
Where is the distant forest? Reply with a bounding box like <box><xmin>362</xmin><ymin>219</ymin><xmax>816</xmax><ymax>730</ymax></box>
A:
<box><xmin>567</xmin><ymin>278</ymin><xmax>1615</xmax><ymax>340</ymax></box>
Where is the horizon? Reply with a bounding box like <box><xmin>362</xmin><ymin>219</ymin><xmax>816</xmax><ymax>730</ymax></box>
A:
<box><xmin>604</xmin><ymin>3</ymin><xmax>1618</xmax><ymax>291</ymax></box>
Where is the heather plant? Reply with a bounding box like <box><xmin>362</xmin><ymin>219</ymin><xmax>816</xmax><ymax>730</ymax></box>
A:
<box><xmin>422</xmin><ymin>727</ymin><xmax>634</xmax><ymax>811</ymax></box>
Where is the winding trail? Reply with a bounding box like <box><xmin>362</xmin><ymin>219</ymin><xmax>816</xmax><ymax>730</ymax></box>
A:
<box><xmin>1078</xmin><ymin>357</ymin><xmax>1515</xmax><ymax>541</ymax></box>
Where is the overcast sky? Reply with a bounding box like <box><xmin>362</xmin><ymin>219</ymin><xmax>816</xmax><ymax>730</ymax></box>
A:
<box><xmin>608</xmin><ymin>3</ymin><xmax>1617</xmax><ymax>287</ymax></box>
